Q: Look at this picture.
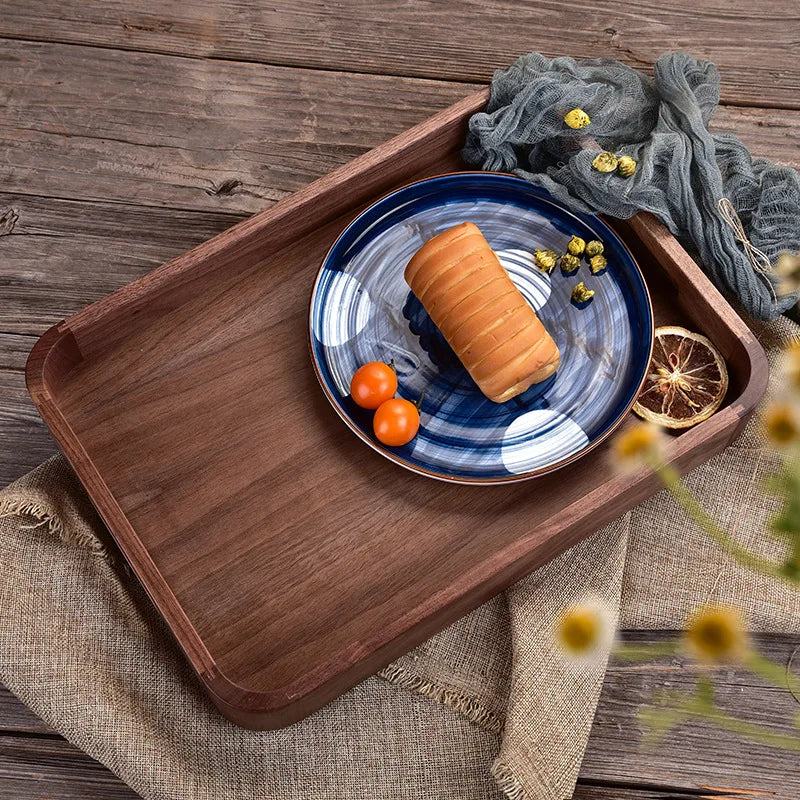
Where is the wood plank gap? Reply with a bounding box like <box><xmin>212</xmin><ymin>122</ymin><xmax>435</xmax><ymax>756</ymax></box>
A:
<box><xmin>0</xmin><ymin>729</ymin><xmax>66</xmax><ymax>742</ymax></box>
<box><xmin>0</xmin><ymin>186</ymin><xmax>252</xmax><ymax>221</ymax></box>
<box><xmin>577</xmin><ymin>777</ymin><xmax>747</xmax><ymax>796</ymax></box>
<box><xmin>0</xmin><ymin>33</ymin><xmax>480</xmax><ymax>89</ymax></box>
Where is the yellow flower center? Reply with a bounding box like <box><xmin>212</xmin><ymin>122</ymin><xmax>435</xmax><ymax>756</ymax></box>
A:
<box><xmin>763</xmin><ymin>403</ymin><xmax>799</xmax><ymax>445</ymax></box>
<box><xmin>685</xmin><ymin>605</ymin><xmax>746</xmax><ymax>662</ymax></box>
<box><xmin>558</xmin><ymin>606</ymin><xmax>604</xmax><ymax>655</ymax></box>
<box><xmin>613</xmin><ymin>422</ymin><xmax>660</xmax><ymax>462</ymax></box>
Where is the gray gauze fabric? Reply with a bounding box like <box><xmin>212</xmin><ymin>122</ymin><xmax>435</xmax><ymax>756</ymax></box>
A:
<box><xmin>463</xmin><ymin>52</ymin><xmax>800</xmax><ymax>320</ymax></box>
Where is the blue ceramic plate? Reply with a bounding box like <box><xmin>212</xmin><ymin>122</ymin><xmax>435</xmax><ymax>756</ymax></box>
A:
<box><xmin>309</xmin><ymin>173</ymin><xmax>653</xmax><ymax>484</ymax></box>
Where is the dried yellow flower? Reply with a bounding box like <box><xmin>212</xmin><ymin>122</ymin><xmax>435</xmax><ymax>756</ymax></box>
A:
<box><xmin>571</xmin><ymin>281</ymin><xmax>595</xmax><ymax>304</ymax></box>
<box><xmin>685</xmin><ymin>605</ymin><xmax>747</xmax><ymax>663</ymax></box>
<box><xmin>589</xmin><ymin>254</ymin><xmax>608</xmax><ymax>274</ymax></box>
<box><xmin>560</xmin><ymin>253</ymin><xmax>581</xmax><ymax>275</ymax></box>
<box><xmin>613</xmin><ymin>421</ymin><xmax>662</xmax><ymax>465</ymax></box>
<box><xmin>557</xmin><ymin>602</ymin><xmax>611</xmax><ymax>657</ymax></box>
<box><xmin>585</xmin><ymin>240</ymin><xmax>604</xmax><ymax>258</ymax></box>
<box><xmin>567</xmin><ymin>235</ymin><xmax>586</xmax><ymax>256</ymax></box>
<box><xmin>617</xmin><ymin>155</ymin><xmax>637</xmax><ymax>177</ymax></box>
<box><xmin>535</xmin><ymin>248</ymin><xmax>558</xmax><ymax>273</ymax></box>
<box><xmin>763</xmin><ymin>402</ymin><xmax>800</xmax><ymax>446</ymax></box>
<box><xmin>592</xmin><ymin>151</ymin><xmax>618</xmax><ymax>173</ymax></box>
<box><xmin>564</xmin><ymin>108</ymin><xmax>591</xmax><ymax>129</ymax></box>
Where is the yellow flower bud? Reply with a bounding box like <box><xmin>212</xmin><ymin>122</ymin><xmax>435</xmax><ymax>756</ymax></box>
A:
<box><xmin>560</xmin><ymin>253</ymin><xmax>581</xmax><ymax>275</ymax></box>
<box><xmin>534</xmin><ymin>248</ymin><xmax>558</xmax><ymax>273</ymax></box>
<box><xmin>585</xmin><ymin>240</ymin><xmax>604</xmax><ymax>258</ymax></box>
<box><xmin>567</xmin><ymin>235</ymin><xmax>586</xmax><ymax>256</ymax></box>
<box><xmin>617</xmin><ymin>155</ymin><xmax>637</xmax><ymax>177</ymax></box>
<box><xmin>592</xmin><ymin>151</ymin><xmax>618</xmax><ymax>172</ymax></box>
<box><xmin>564</xmin><ymin>108</ymin><xmax>591</xmax><ymax>129</ymax></box>
<box><xmin>589</xmin><ymin>254</ymin><xmax>608</xmax><ymax>274</ymax></box>
<box><xmin>613</xmin><ymin>421</ymin><xmax>662</xmax><ymax>465</ymax></box>
<box><xmin>571</xmin><ymin>281</ymin><xmax>595</xmax><ymax>304</ymax></box>
<box><xmin>762</xmin><ymin>402</ymin><xmax>799</xmax><ymax>446</ymax></box>
<box><xmin>557</xmin><ymin>602</ymin><xmax>612</xmax><ymax>657</ymax></box>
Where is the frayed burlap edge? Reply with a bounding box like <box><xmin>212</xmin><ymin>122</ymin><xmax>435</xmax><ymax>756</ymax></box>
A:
<box><xmin>0</xmin><ymin>494</ymin><xmax>140</xmax><ymax>621</ymax></box>
<box><xmin>379</xmin><ymin>662</ymin><xmax>505</xmax><ymax>734</ymax></box>
<box><xmin>0</xmin><ymin>495</ymin><xmax>107</xmax><ymax>559</ymax></box>
<box><xmin>490</xmin><ymin>762</ymin><xmax>528</xmax><ymax>800</ymax></box>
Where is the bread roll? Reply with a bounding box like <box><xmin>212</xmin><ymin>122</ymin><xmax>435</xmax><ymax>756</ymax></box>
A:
<box><xmin>405</xmin><ymin>222</ymin><xmax>560</xmax><ymax>403</ymax></box>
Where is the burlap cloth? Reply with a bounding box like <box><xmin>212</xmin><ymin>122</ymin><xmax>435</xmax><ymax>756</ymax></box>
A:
<box><xmin>1</xmin><ymin>317</ymin><xmax>798</xmax><ymax>800</ymax></box>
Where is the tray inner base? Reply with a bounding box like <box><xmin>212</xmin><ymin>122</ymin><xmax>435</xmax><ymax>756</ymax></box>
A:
<box><xmin>41</xmin><ymin>155</ymin><xmax>752</xmax><ymax>706</ymax></box>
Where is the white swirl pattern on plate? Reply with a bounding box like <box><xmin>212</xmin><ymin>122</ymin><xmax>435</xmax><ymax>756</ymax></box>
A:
<box><xmin>501</xmin><ymin>409</ymin><xmax>589</xmax><ymax>474</ymax></box>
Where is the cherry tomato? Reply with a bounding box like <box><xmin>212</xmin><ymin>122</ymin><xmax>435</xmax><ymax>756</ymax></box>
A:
<box><xmin>373</xmin><ymin>398</ymin><xmax>420</xmax><ymax>447</ymax></box>
<box><xmin>350</xmin><ymin>362</ymin><xmax>398</xmax><ymax>410</ymax></box>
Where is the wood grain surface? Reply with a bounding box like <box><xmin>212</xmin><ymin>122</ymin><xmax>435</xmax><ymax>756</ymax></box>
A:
<box><xmin>1</xmin><ymin>0</ymin><xmax>798</xmax><ymax>109</ymax></box>
<box><xmin>2</xmin><ymin>0</ymin><xmax>799</xmax><ymax>795</ymax></box>
<box><xmin>0</xmin><ymin>41</ymin><xmax>797</xmax><ymax>220</ymax></box>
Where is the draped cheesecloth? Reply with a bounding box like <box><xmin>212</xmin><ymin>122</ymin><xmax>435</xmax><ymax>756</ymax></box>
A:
<box><xmin>463</xmin><ymin>52</ymin><xmax>800</xmax><ymax>320</ymax></box>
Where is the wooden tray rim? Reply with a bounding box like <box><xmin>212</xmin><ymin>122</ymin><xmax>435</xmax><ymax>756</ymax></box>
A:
<box><xmin>25</xmin><ymin>90</ymin><xmax>770</xmax><ymax>722</ymax></box>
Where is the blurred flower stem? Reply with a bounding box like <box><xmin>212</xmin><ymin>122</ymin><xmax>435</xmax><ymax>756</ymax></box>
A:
<box><xmin>614</xmin><ymin>611</ymin><xmax>800</xmax><ymax>698</ymax></box>
<box><xmin>647</xmin><ymin>457</ymin><xmax>795</xmax><ymax>585</ymax></box>
<box><xmin>607</xmin><ymin>322</ymin><xmax>800</xmax><ymax>753</ymax></box>
<box><xmin>642</xmin><ymin>677</ymin><xmax>800</xmax><ymax>752</ymax></box>
<box><xmin>743</xmin><ymin>648</ymin><xmax>800</xmax><ymax>697</ymax></box>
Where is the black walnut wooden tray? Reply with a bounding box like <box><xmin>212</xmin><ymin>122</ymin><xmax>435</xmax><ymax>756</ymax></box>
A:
<box><xmin>26</xmin><ymin>90</ymin><xmax>768</xmax><ymax>729</ymax></box>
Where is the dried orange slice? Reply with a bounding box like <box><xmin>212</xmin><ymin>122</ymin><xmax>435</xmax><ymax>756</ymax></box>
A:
<box><xmin>633</xmin><ymin>326</ymin><xmax>728</xmax><ymax>429</ymax></box>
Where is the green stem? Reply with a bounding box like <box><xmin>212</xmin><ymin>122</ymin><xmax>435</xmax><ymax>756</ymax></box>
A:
<box><xmin>650</xmin><ymin>459</ymin><xmax>794</xmax><ymax>585</ymax></box>
<box><xmin>643</xmin><ymin>696</ymin><xmax>800</xmax><ymax>752</ymax></box>
<box><xmin>613</xmin><ymin>641</ymin><xmax>680</xmax><ymax>662</ymax></box>
<box><xmin>744</xmin><ymin>649</ymin><xmax>800</xmax><ymax>697</ymax></box>
<box><xmin>619</xmin><ymin>642</ymin><xmax>800</xmax><ymax>697</ymax></box>
<box><xmin>701</xmin><ymin>705</ymin><xmax>800</xmax><ymax>752</ymax></box>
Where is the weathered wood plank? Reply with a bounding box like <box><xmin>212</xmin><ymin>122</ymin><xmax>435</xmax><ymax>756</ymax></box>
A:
<box><xmin>0</xmin><ymin>334</ymin><xmax>36</xmax><ymax>373</ymax></box>
<box><xmin>573</xmin><ymin>787</ymin><xmax>710</xmax><ymax>799</ymax></box>
<box><xmin>0</xmin><ymin>1</ymin><xmax>798</xmax><ymax>110</ymax></box>
<box><xmin>0</xmin><ymin>334</ymin><xmax>56</xmax><ymax>485</ymax></box>
<box><xmin>581</xmin><ymin>631</ymin><xmax>800</xmax><ymax>799</ymax></box>
<box><xmin>0</xmin><ymin>42</ymin><xmax>797</xmax><ymax>221</ymax></box>
<box><xmin>711</xmin><ymin>106</ymin><xmax>800</xmax><ymax>168</ymax></box>
<box><xmin>0</xmin><ymin>731</ymin><xmax>710</xmax><ymax>800</ymax></box>
<box><xmin>0</xmin><ymin>40</ymin><xmax>474</xmax><ymax>214</ymax></box>
<box><xmin>0</xmin><ymin>688</ymin><xmax>54</xmax><ymax>736</ymax></box>
<box><xmin>0</xmin><ymin>193</ymin><xmax>243</xmax><ymax>335</ymax></box>
<box><xmin>0</xmin><ymin>735</ymin><xmax>140</xmax><ymax>799</ymax></box>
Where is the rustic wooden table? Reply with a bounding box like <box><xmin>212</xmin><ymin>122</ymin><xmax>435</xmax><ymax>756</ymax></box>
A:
<box><xmin>1</xmin><ymin>2</ymin><xmax>799</xmax><ymax>798</ymax></box>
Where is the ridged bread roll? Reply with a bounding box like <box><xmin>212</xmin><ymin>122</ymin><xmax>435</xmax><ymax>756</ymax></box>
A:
<box><xmin>405</xmin><ymin>222</ymin><xmax>560</xmax><ymax>403</ymax></box>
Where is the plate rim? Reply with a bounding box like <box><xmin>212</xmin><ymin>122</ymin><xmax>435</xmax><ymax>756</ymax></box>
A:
<box><xmin>307</xmin><ymin>170</ymin><xmax>655</xmax><ymax>485</ymax></box>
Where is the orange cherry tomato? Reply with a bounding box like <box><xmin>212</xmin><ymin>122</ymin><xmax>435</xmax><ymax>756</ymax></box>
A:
<box><xmin>373</xmin><ymin>398</ymin><xmax>420</xmax><ymax>447</ymax></box>
<box><xmin>350</xmin><ymin>361</ymin><xmax>398</xmax><ymax>410</ymax></box>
